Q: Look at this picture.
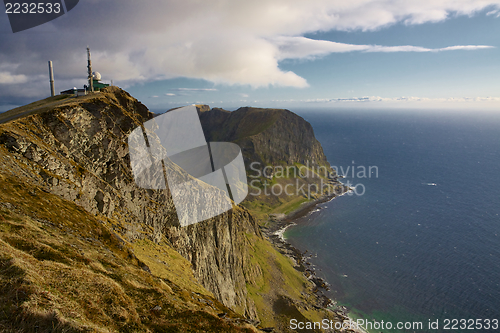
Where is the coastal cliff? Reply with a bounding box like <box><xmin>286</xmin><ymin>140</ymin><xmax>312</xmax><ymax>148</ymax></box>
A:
<box><xmin>199</xmin><ymin>106</ymin><xmax>330</xmax><ymax>169</ymax></box>
<box><xmin>199</xmin><ymin>105</ymin><xmax>343</xmax><ymax>221</ymax></box>
<box><xmin>0</xmin><ymin>87</ymin><xmax>343</xmax><ymax>332</ymax></box>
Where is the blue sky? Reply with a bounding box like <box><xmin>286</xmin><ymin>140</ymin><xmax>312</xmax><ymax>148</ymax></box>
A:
<box><xmin>1</xmin><ymin>0</ymin><xmax>499</xmax><ymax>111</ymax></box>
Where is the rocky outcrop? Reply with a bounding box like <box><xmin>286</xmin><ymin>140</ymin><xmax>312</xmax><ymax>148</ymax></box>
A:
<box><xmin>0</xmin><ymin>87</ymin><xmax>260</xmax><ymax>320</ymax></box>
<box><xmin>0</xmin><ymin>89</ymin><xmax>338</xmax><ymax>330</ymax></box>
<box><xmin>199</xmin><ymin>106</ymin><xmax>332</xmax><ymax>174</ymax></box>
<box><xmin>198</xmin><ymin>106</ymin><xmax>341</xmax><ymax>222</ymax></box>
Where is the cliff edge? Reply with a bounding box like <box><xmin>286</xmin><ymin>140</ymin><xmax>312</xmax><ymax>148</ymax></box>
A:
<box><xmin>0</xmin><ymin>87</ymin><xmax>343</xmax><ymax>332</ymax></box>
<box><xmin>199</xmin><ymin>105</ymin><xmax>343</xmax><ymax>221</ymax></box>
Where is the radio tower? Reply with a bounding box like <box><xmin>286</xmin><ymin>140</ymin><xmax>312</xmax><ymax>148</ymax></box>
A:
<box><xmin>87</xmin><ymin>47</ymin><xmax>93</xmax><ymax>93</ymax></box>
<box><xmin>48</xmin><ymin>61</ymin><xmax>55</xmax><ymax>97</ymax></box>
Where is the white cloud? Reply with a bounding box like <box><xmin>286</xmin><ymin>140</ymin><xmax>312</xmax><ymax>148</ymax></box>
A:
<box><xmin>0</xmin><ymin>0</ymin><xmax>499</xmax><ymax>95</ymax></box>
<box><xmin>274</xmin><ymin>36</ymin><xmax>494</xmax><ymax>59</ymax></box>
<box><xmin>262</xmin><ymin>95</ymin><xmax>500</xmax><ymax>110</ymax></box>
<box><xmin>0</xmin><ymin>72</ymin><xmax>28</xmax><ymax>84</ymax></box>
<box><xmin>164</xmin><ymin>88</ymin><xmax>219</xmax><ymax>97</ymax></box>
<box><xmin>305</xmin><ymin>96</ymin><xmax>500</xmax><ymax>104</ymax></box>
<box><xmin>171</xmin><ymin>88</ymin><xmax>218</xmax><ymax>92</ymax></box>
<box><xmin>437</xmin><ymin>45</ymin><xmax>494</xmax><ymax>51</ymax></box>
<box><xmin>273</xmin><ymin>37</ymin><xmax>367</xmax><ymax>60</ymax></box>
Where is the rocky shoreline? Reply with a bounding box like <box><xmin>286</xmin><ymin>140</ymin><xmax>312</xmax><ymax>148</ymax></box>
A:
<box><xmin>260</xmin><ymin>192</ymin><xmax>341</xmax><ymax>308</ymax></box>
<box><xmin>260</xmin><ymin>189</ymin><xmax>367</xmax><ymax>332</ymax></box>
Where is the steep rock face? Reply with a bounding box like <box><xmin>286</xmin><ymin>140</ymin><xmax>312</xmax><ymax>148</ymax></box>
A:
<box><xmin>165</xmin><ymin>208</ymin><xmax>262</xmax><ymax>319</ymax></box>
<box><xmin>0</xmin><ymin>92</ymin><xmax>341</xmax><ymax>330</ymax></box>
<box><xmin>0</xmin><ymin>87</ymin><xmax>260</xmax><ymax>319</ymax></box>
<box><xmin>199</xmin><ymin>106</ymin><xmax>339</xmax><ymax>221</ymax></box>
<box><xmin>199</xmin><ymin>106</ymin><xmax>331</xmax><ymax>172</ymax></box>
<box><xmin>0</xmin><ymin>174</ymin><xmax>257</xmax><ymax>332</ymax></box>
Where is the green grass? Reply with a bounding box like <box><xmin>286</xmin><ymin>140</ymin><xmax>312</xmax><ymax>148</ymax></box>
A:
<box><xmin>242</xmin><ymin>161</ymin><xmax>334</xmax><ymax>221</ymax></box>
<box><xmin>132</xmin><ymin>239</ymin><xmax>211</xmax><ymax>296</ymax></box>
<box><xmin>278</xmin><ymin>197</ymin><xmax>310</xmax><ymax>215</ymax></box>
<box><xmin>0</xmin><ymin>174</ymin><xmax>255</xmax><ymax>332</ymax></box>
<box><xmin>0</xmin><ymin>95</ymin><xmax>73</xmax><ymax>124</ymax></box>
<box><xmin>245</xmin><ymin>233</ymin><xmax>310</xmax><ymax>327</ymax></box>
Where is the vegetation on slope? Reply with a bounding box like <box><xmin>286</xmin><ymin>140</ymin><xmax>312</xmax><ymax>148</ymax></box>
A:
<box><xmin>245</xmin><ymin>233</ymin><xmax>329</xmax><ymax>331</ymax></box>
<box><xmin>0</xmin><ymin>174</ymin><xmax>256</xmax><ymax>333</ymax></box>
<box><xmin>0</xmin><ymin>91</ymin><xmax>345</xmax><ymax>332</ymax></box>
<box><xmin>199</xmin><ymin>105</ymin><xmax>344</xmax><ymax>221</ymax></box>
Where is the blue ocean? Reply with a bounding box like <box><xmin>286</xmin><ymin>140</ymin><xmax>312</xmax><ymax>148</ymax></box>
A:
<box><xmin>285</xmin><ymin>109</ymin><xmax>500</xmax><ymax>332</ymax></box>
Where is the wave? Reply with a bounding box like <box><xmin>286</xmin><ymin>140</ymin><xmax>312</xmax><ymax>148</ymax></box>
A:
<box><xmin>273</xmin><ymin>222</ymin><xmax>297</xmax><ymax>242</ymax></box>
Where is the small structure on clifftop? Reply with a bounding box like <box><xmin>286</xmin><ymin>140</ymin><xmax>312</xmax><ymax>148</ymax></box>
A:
<box><xmin>89</xmin><ymin>71</ymin><xmax>109</xmax><ymax>91</ymax></box>
<box><xmin>60</xmin><ymin>47</ymin><xmax>109</xmax><ymax>96</ymax></box>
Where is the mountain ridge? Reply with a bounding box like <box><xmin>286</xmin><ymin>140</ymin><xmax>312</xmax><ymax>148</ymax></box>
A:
<box><xmin>0</xmin><ymin>87</ymin><xmax>343</xmax><ymax>332</ymax></box>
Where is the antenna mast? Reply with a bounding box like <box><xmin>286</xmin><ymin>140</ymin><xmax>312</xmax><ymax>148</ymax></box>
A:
<box><xmin>87</xmin><ymin>47</ymin><xmax>93</xmax><ymax>93</ymax></box>
<box><xmin>48</xmin><ymin>61</ymin><xmax>55</xmax><ymax>97</ymax></box>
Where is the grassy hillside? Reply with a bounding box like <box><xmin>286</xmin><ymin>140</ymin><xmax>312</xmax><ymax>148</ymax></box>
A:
<box><xmin>199</xmin><ymin>106</ymin><xmax>345</xmax><ymax>222</ymax></box>
<box><xmin>0</xmin><ymin>91</ymin><xmax>344</xmax><ymax>332</ymax></box>
<box><xmin>0</xmin><ymin>174</ymin><xmax>256</xmax><ymax>332</ymax></box>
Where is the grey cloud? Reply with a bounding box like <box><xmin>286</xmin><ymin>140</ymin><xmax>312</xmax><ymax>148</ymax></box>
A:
<box><xmin>0</xmin><ymin>0</ymin><xmax>499</xmax><ymax>105</ymax></box>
